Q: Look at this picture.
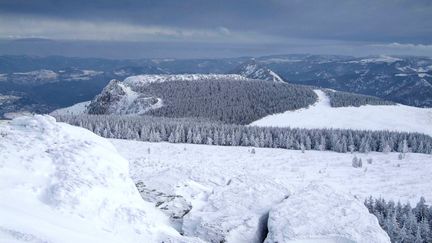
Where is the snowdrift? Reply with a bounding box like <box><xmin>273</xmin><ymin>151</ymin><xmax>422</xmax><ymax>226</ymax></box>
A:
<box><xmin>0</xmin><ymin>115</ymin><xmax>200</xmax><ymax>243</ymax></box>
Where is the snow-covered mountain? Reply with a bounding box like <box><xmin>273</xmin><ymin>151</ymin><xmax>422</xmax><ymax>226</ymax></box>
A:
<box><xmin>232</xmin><ymin>60</ymin><xmax>285</xmax><ymax>82</ymax></box>
<box><xmin>251</xmin><ymin>89</ymin><xmax>432</xmax><ymax>136</ymax></box>
<box><xmin>86</xmin><ymin>74</ymin><xmax>249</xmax><ymax>116</ymax></box>
<box><xmin>82</xmin><ymin>74</ymin><xmax>316</xmax><ymax>124</ymax></box>
<box><xmin>0</xmin><ymin>115</ymin><xmax>202</xmax><ymax>243</ymax></box>
<box><xmin>256</xmin><ymin>54</ymin><xmax>432</xmax><ymax>107</ymax></box>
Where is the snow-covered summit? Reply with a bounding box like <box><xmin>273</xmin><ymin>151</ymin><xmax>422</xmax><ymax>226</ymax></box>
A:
<box><xmin>233</xmin><ymin>60</ymin><xmax>285</xmax><ymax>82</ymax></box>
<box><xmin>124</xmin><ymin>74</ymin><xmax>249</xmax><ymax>86</ymax></box>
<box><xmin>0</xmin><ymin>115</ymin><xmax>200</xmax><ymax>243</ymax></box>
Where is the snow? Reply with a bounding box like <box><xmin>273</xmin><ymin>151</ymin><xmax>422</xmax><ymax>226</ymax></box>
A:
<box><xmin>0</xmin><ymin>73</ymin><xmax>7</xmax><ymax>82</ymax></box>
<box><xmin>112</xmin><ymin>139</ymin><xmax>432</xmax><ymax>242</ymax></box>
<box><xmin>251</xmin><ymin>90</ymin><xmax>432</xmax><ymax>136</ymax></box>
<box><xmin>237</xmin><ymin>62</ymin><xmax>285</xmax><ymax>82</ymax></box>
<box><xmin>65</xmin><ymin>70</ymin><xmax>104</xmax><ymax>81</ymax></box>
<box><xmin>51</xmin><ymin>101</ymin><xmax>90</xmax><ymax>116</ymax></box>
<box><xmin>124</xmin><ymin>74</ymin><xmax>249</xmax><ymax>86</ymax></box>
<box><xmin>0</xmin><ymin>115</ymin><xmax>202</xmax><ymax>243</ymax></box>
<box><xmin>264</xmin><ymin>184</ymin><xmax>390</xmax><ymax>243</ymax></box>
<box><xmin>13</xmin><ymin>69</ymin><xmax>58</xmax><ymax>79</ymax></box>
<box><xmin>349</xmin><ymin>55</ymin><xmax>402</xmax><ymax>64</ymax></box>
<box><xmin>112</xmin><ymin>83</ymin><xmax>163</xmax><ymax>115</ymax></box>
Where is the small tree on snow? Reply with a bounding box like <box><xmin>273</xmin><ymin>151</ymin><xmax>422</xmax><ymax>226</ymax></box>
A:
<box><xmin>352</xmin><ymin>156</ymin><xmax>362</xmax><ymax>168</ymax></box>
<box><xmin>250</xmin><ymin>148</ymin><xmax>256</xmax><ymax>154</ymax></box>
<box><xmin>383</xmin><ymin>144</ymin><xmax>392</xmax><ymax>154</ymax></box>
<box><xmin>300</xmin><ymin>143</ymin><xmax>306</xmax><ymax>153</ymax></box>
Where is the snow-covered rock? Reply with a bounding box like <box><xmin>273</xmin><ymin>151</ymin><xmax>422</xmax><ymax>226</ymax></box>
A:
<box><xmin>182</xmin><ymin>175</ymin><xmax>290</xmax><ymax>243</ymax></box>
<box><xmin>0</xmin><ymin>115</ymin><xmax>201</xmax><ymax>243</ymax></box>
<box><xmin>264</xmin><ymin>184</ymin><xmax>391</xmax><ymax>243</ymax></box>
<box><xmin>86</xmin><ymin>79</ymin><xmax>162</xmax><ymax>115</ymax></box>
<box><xmin>233</xmin><ymin>60</ymin><xmax>285</xmax><ymax>82</ymax></box>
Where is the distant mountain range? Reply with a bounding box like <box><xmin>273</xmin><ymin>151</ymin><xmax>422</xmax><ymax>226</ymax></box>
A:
<box><xmin>1</xmin><ymin>54</ymin><xmax>431</xmax><ymax>117</ymax></box>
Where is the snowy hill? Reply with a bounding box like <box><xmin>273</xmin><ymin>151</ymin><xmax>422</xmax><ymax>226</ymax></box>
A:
<box><xmin>251</xmin><ymin>90</ymin><xmax>432</xmax><ymax>136</ymax></box>
<box><xmin>0</xmin><ymin>115</ymin><xmax>201</xmax><ymax>243</ymax></box>
<box><xmin>84</xmin><ymin>74</ymin><xmax>316</xmax><ymax>124</ymax></box>
<box><xmin>232</xmin><ymin>60</ymin><xmax>284</xmax><ymax>82</ymax></box>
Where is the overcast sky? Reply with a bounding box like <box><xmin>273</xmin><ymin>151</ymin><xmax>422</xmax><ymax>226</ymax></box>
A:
<box><xmin>0</xmin><ymin>0</ymin><xmax>431</xmax><ymax>58</ymax></box>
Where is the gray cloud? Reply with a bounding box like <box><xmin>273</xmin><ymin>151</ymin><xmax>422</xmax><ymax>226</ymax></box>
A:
<box><xmin>0</xmin><ymin>0</ymin><xmax>431</xmax><ymax>58</ymax></box>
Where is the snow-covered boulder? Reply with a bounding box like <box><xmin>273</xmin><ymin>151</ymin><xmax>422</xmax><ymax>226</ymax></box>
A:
<box><xmin>264</xmin><ymin>184</ymin><xmax>390</xmax><ymax>243</ymax></box>
<box><xmin>182</xmin><ymin>175</ymin><xmax>290</xmax><ymax>243</ymax></box>
<box><xmin>0</xmin><ymin>115</ymin><xmax>201</xmax><ymax>243</ymax></box>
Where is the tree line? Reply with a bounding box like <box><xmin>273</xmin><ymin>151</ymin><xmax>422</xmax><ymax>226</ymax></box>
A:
<box><xmin>55</xmin><ymin>114</ymin><xmax>432</xmax><ymax>154</ymax></box>
<box><xmin>365</xmin><ymin>197</ymin><xmax>432</xmax><ymax>242</ymax></box>
<box><xmin>88</xmin><ymin>79</ymin><xmax>318</xmax><ymax>124</ymax></box>
<box><xmin>325</xmin><ymin>90</ymin><xmax>396</xmax><ymax>107</ymax></box>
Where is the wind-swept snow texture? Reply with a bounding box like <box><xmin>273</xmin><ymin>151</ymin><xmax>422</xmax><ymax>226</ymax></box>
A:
<box><xmin>0</xmin><ymin>115</ymin><xmax>201</xmax><ymax>243</ymax></box>
<box><xmin>251</xmin><ymin>90</ymin><xmax>432</xmax><ymax>136</ymax></box>
<box><xmin>265</xmin><ymin>184</ymin><xmax>390</xmax><ymax>243</ymax></box>
<box><xmin>113</xmin><ymin>140</ymin><xmax>432</xmax><ymax>242</ymax></box>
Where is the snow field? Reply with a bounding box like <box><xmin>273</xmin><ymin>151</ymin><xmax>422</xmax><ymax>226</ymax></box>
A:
<box><xmin>112</xmin><ymin>139</ymin><xmax>432</xmax><ymax>242</ymax></box>
<box><xmin>251</xmin><ymin>90</ymin><xmax>432</xmax><ymax>136</ymax></box>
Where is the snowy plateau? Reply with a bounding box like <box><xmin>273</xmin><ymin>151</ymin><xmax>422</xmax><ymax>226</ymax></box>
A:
<box><xmin>4</xmin><ymin>115</ymin><xmax>426</xmax><ymax>242</ymax></box>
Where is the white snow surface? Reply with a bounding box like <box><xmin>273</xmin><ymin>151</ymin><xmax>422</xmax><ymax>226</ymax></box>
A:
<box><xmin>124</xmin><ymin>74</ymin><xmax>249</xmax><ymax>86</ymax></box>
<box><xmin>348</xmin><ymin>55</ymin><xmax>402</xmax><ymax>64</ymax></box>
<box><xmin>264</xmin><ymin>184</ymin><xmax>390</xmax><ymax>243</ymax></box>
<box><xmin>0</xmin><ymin>115</ymin><xmax>201</xmax><ymax>243</ymax></box>
<box><xmin>112</xmin><ymin>139</ymin><xmax>432</xmax><ymax>242</ymax></box>
<box><xmin>239</xmin><ymin>63</ymin><xmax>284</xmax><ymax>82</ymax></box>
<box><xmin>51</xmin><ymin>101</ymin><xmax>90</xmax><ymax>116</ymax></box>
<box><xmin>251</xmin><ymin>90</ymin><xmax>432</xmax><ymax>136</ymax></box>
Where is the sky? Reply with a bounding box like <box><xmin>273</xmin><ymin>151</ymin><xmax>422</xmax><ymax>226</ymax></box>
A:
<box><xmin>0</xmin><ymin>0</ymin><xmax>431</xmax><ymax>59</ymax></box>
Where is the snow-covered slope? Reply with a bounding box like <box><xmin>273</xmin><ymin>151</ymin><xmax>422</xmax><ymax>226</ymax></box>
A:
<box><xmin>265</xmin><ymin>184</ymin><xmax>390</xmax><ymax>243</ymax></box>
<box><xmin>233</xmin><ymin>60</ymin><xmax>284</xmax><ymax>82</ymax></box>
<box><xmin>112</xmin><ymin>139</ymin><xmax>432</xmax><ymax>242</ymax></box>
<box><xmin>251</xmin><ymin>90</ymin><xmax>432</xmax><ymax>136</ymax></box>
<box><xmin>51</xmin><ymin>101</ymin><xmax>90</xmax><ymax>116</ymax></box>
<box><xmin>0</xmin><ymin>115</ymin><xmax>201</xmax><ymax>243</ymax></box>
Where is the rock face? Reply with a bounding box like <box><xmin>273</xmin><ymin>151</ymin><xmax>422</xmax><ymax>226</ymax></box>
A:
<box><xmin>232</xmin><ymin>60</ymin><xmax>285</xmax><ymax>82</ymax></box>
<box><xmin>87</xmin><ymin>79</ymin><xmax>162</xmax><ymax>115</ymax></box>
<box><xmin>264</xmin><ymin>184</ymin><xmax>391</xmax><ymax>243</ymax></box>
